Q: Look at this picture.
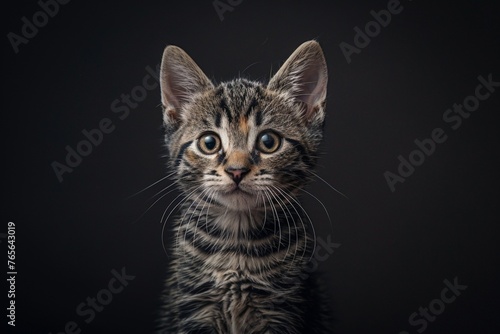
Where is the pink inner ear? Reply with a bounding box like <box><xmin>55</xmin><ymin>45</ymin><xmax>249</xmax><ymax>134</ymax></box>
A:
<box><xmin>165</xmin><ymin>74</ymin><xmax>188</xmax><ymax>109</ymax></box>
<box><xmin>160</xmin><ymin>45</ymin><xmax>214</xmax><ymax>115</ymax></box>
<box><xmin>297</xmin><ymin>67</ymin><xmax>320</xmax><ymax>104</ymax></box>
<box><xmin>267</xmin><ymin>41</ymin><xmax>328</xmax><ymax>121</ymax></box>
<box><xmin>296</xmin><ymin>63</ymin><xmax>327</xmax><ymax>120</ymax></box>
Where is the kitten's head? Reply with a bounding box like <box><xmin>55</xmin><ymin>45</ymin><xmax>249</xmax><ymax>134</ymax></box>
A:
<box><xmin>160</xmin><ymin>41</ymin><xmax>328</xmax><ymax>211</ymax></box>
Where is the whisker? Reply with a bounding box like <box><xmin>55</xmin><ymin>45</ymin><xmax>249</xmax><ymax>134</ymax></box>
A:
<box><xmin>161</xmin><ymin>185</ymin><xmax>204</xmax><ymax>256</ymax></box>
<box><xmin>271</xmin><ymin>185</ymin><xmax>306</xmax><ymax>264</ymax></box>
<box><xmin>161</xmin><ymin>184</ymin><xmax>204</xmax><ymax>226</ymax></box>
<box><xmin>240</xmin><ymin>61</ymin><xmax>261</xmax><ymax>75</ymax></box>
<box><xmin>205</xmin><ymin>190</ymin><xmax>217</xmax><ymax>234</ymax></box>
<box><xmin>266</xmin><ymin>188</ymin><xmax>285</xmax><ymax>254</ymax></box>
<box><xmin>183</xmin><ymin>188</ymin><xmax>212</xmax><ymax>252</ymax></box>
<box><xmin>262</xmin><ymin>190</ymin><xmax>276</xmax><ymax>235</ymax></box>
<box><xmin>125</xmin><ymin>171</ymin><xmax>176</xmax><ymax>200</ymax></box>
<box><xmin>259</xmin><ymin>191</ymin><xmax>268</xmax><ymax>232</ymax></box>
<box><xmin>148</xmin><ymin>180</ymin><xmax>180</xmax><ymax>201</ymax></box>
<box><xmin>308</xmin><ymin>170</ymin><xmax>349</xmax><ymax>199</ymax></box>
<box><xmin>175</xmin><ymin>187</ymin><xmax>207</xmax><ymax>251</ymax></box>
<box><xmin>273</xmin><ymin>185</ymin><xmax>317</xmax><ymax>263</ymax></box>
<box><xmin>130</xmin><ymin>184</ymin><xmax>179</xmax><ymax>225</ymax></box>
<box><xmin>289</xmin><ymin>184</ymin><xmax>334</xmax><ymax>237</ymax></box>
<box><xmin>268</xmin><ymin>186</ymin><xmax>294</xmax><ymax>263</ymax></box>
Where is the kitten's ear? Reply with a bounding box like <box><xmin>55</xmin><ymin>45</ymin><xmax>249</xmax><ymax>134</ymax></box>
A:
<box><xmin>268</xmin><ymin>40</ymin><xmax>328</xmax><ymax>122</ymax></box>
<box><xmin>160</xmin><ymin>45</ymin><xmax>213</xmax><ymax>126</ymax></box>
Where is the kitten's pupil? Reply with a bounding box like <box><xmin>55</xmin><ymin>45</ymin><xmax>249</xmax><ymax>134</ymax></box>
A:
<box><xmin>204</xmin><ymin>136</ymin><xmax>216</xmax><ymax>150</ymax></box>
<box><xmin>261</xmin><ymin>134</ymin><xmax>275</xmax><ymax>149</ymax></box>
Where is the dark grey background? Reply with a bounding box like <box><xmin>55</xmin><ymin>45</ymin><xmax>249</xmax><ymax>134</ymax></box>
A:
<box><xmin>3</xmin><ymin>0</ymin><xmax>500</xmax><ymax>333</ymax></box>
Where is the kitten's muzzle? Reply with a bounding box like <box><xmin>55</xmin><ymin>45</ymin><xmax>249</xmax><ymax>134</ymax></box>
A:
<box><xmin>224</xmin><ymin>167</ymin><xmax>250</xmax><ymax>185</ymax></box>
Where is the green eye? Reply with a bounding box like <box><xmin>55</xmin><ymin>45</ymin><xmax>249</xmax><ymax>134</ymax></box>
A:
<box><xmin>198</xmin><ymin>132</ymin><xmax>221</xmax><ymax>154</ymax></box>
<box><xmin>257</xmin><ymin>131</ymin><xmax>281</xmax><ymax>153</ymax></box>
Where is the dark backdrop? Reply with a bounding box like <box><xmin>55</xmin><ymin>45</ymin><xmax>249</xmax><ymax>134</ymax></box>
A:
<box><xmin>3</xmin><ymin>1</ymin><xmax>500</xmax><ymax>333</ymax></box>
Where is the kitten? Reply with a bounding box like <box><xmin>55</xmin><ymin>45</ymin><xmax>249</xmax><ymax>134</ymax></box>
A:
<box><xmin>156</xmin><ymin>41</ymin><xmax>332</xmax><ymax>333</ymax></box>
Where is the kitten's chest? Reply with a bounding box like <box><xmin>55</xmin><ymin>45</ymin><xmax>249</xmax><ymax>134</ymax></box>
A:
<box><xmin>211</xmin><ymin>269</ymin><xmax>269</xmax><ymax>333</ymax></box>
<box><xmin>214</xmin><ymin>269</ymin><xmax>252</xmax><ymax>306</ymax></box>
<box><xmin>172</xmin><ymin>209</ymin><xmax>307</xmax><ymax>331</ymax></box>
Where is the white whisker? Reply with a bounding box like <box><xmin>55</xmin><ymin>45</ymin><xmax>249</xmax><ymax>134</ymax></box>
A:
<box><xmin>308</xmin><ymin>170</ymin><xmax>349</xmax><ymax>199</ymax></box>
<box><xmin>268</xmin><ymin>186</ymin><xmax>294</xmax><ymax>263</ymax></box>
<box><xmin>273</xmin><ymin>185</ymin><xmax>317</xmax><ymax>263</ymax></box>
<box><xmin>125</xmin><ymin>171</ymin><xmax>176</xmax><ymax>199</ymax></box>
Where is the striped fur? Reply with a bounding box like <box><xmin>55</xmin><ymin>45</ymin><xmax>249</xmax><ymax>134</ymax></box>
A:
<box><xmin>156</xmin><ymin>41</ymin><xmax>332</xmax><ymax>333</ymax></box>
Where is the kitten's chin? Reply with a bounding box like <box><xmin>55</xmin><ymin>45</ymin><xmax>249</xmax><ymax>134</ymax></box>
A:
<box><xmin>216</xmin><ymin>188</ymin><xmax>259</xmax><ymax>211</ymax></box>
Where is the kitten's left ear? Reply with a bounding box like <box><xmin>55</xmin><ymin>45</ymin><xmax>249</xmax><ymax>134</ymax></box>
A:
<box><xmin>268</xmin><ymin>40</ymin><xmax>328</xmax><ymax>123</ymax></box>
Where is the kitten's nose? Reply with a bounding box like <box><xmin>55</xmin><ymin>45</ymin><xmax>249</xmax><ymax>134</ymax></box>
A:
<box><xmin>225</xmin><ymin>166</ymin><xmax>250</xmax><ymax>185</ymax></box>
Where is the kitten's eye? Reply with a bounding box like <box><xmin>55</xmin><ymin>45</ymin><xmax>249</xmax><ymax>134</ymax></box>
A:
<box><xmin>197</xmin><ymin>132</ymin><xmax>221</xmax><ymax>155</ymax></box>
<box><xmin>257</xmin><ymin>131</ymin><xmax>281</xmax><ymax>154</ymax></box>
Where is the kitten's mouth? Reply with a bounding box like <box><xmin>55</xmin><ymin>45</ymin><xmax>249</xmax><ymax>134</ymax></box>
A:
<box><xmin>215</xmin><ymin>185</ymin><xmax>259</xmax><ymax>211</ymax></box>
<box><xmin>228</xmin><ymin>187</ymin><xmax>251</xmax><ymax>195</ymax></box>
<box><xmin>224</xmin><ymin>184</ymin><xmax>253</xmax><ymax>197</ymax></box>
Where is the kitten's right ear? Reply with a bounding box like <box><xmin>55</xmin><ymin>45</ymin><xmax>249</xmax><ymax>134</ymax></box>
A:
<box><xmin>160</xmin><ymin>45</ymin><xmax>213</xmax><ymax>127</ymax></box>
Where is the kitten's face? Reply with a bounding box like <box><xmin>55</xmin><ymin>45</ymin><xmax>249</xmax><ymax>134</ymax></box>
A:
<box><xmin>160</xmin><ymin>41</ymin><xmax>328</xmax><ymax>211</ymax></box>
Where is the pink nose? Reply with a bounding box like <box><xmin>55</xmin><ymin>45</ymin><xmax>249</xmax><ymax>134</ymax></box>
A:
<box><xmin>225</xmin><ymin>167</ymin><xmax>250</xmax><ymax>185</ymax></box>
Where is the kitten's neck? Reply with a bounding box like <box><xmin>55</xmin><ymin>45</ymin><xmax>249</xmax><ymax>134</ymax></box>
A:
<box><xmin>209</xmin><ymin>207</ymin><xmax>265</xmax><ymax>237</ymax></box>
<box><xmin>173</xmin><ymin>197</ymin><xmax>311</xmax><ymax>275</ymax></box>
<box><xmin>176</xmin><ymin>197</ymin><xmax>308</xmax><ymax>243</ymax></box>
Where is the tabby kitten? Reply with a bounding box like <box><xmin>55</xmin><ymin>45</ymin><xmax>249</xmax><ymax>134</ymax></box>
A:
<box><xmin>156</xmin><ymin>41</ymin><xmax>332</xmax><ymax>333</ymax></box>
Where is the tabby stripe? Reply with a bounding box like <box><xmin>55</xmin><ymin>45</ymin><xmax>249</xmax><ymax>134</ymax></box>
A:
<box><xmin>178</xmin><ymin>281</ymin><xmax>213</xmax><ymax>295</ymax></box>
<box><xmin>284</xmin><ymin>138</ymin><xmax>312</xmax><ymax>167</ymax></box>
<box><xmin>176</xmin><ymin>236</ymin><xmax>309</xmax><ymax>280</ymax></box>
<box><xmin>175</xmin><ymin>141</ymin><xmax>193</xmax><ymax>167</ymax></box>
<box><xmin>178</xmin><ymin>222</ymin><xmax>280</xmax><ymax>247</ymax></box>
<box><xmin>214</xmin><ymin>112</ymin><xmax>221</xmax><ymax>128</ymax></box>
<box><xmin>251</xmin><ymin>150</ymin><xmax>261</xmax><ymax>164</ymax></box>
<box><xmin>255</xmin><ymin>110</ymin><xmax>263</xmax><ymax>126</ymax></box>
<box><xmin>181</xmin><ymin>229</ymin><xmax>303</xmax><ymax>257</ymax></box>
<box><xmin>176</xmin><ymin>299</ymin><xmax>211</xmax><ymax>320</ymax></box>
<box><xmin>178</xmin><ymin>211</ymin><xmax>299</xmax><ymax>240</ymax></box>
<box><xmin>181</xmin><ymin>221</ymin><xmax>276</xmax><ymax>241</ymax></box>
<box><xmin>245</xmin><ymin>97</ymin><xmax>258</xmax><ymax>118</ymax></box>
<box><xmin>179</xmin><ymin>242</ymin><xmax>309</xmax><ymax>275</ymax></box>
<box><xmin>216</xmin><ymin>151</ymin><xmax>226</xmax><ymax>165</ymax></box>
<box><xmin>219</xmin><ymin>97</ymin><xmax>233</xmax><ymax>123</ymax></box>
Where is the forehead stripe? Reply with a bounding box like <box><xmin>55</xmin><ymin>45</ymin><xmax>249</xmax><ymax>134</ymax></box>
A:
<box><xmin>255</xmin><ymin>110</ymin><xmax>263</xmax><ymax>127</ymax></box>
<box><xmin>219</xmin><ymin>97</ymin><xmax>233</xmax><ymax>123</ymax></box>
<box><xmin>215</xmin><ymin>112</ymin><xmax>221</xmax><ymax>128</ymax></box>
<box><xmin>245</xmin><ymin>97</ymin><xmax>258</xmax><ymax>118</ymax></box>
